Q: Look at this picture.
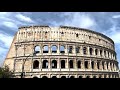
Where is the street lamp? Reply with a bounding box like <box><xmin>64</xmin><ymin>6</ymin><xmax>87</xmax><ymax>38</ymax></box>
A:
<box><xmin>21</xmin><ymin>51</ymin><xmax>39</xmax><ymax>78</ymax></box>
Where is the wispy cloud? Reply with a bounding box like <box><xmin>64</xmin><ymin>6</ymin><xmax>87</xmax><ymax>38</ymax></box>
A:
<box><xmin>112</xmin><ymin>15</ymin><xmax>120</xmax><ymax>19</ymax></box>
<box><xmin>51</xmin><ymin>12</ymin><xmax>96</xmax><ymax>30</ymax></box>
<box><xmin>15</xmin><ymin>14</ymin><xmax>34</xmax><ymax>23</ymax></box>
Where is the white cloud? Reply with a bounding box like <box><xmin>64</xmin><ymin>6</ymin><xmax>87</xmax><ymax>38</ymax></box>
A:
<box><xmin>15</xmin><ymin>14</ymin><xmax>34</xmax><ymax>23</ymax></box>
<box><xmin>0</xmin><ymin>32</ymin><xmax>13</xmax><ymax>67</ymax></box>
<box><xmin>51</xmin><ymin>12</ymin><xmax>96</xmax><ymax>29</ymax></box>
<box><xmin>112</xmin><ymin>15</ymin><xmax>120</xmax><ymax>19</ymax></box>
<box><xmin>0</xmin><ymin>32</ymin><xmax>13</xmax><ymax>48</ymax></box>
<box><xmin>2</xmin><ymin>21</ymin><xmax>18</xmax><ymax>29</ymax></box>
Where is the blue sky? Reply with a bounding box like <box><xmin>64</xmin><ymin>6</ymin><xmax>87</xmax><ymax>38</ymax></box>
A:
<box><xmin>0</xmin><ymin>12</ymin><xmax>120</xmax><ymax>68</ymax></box>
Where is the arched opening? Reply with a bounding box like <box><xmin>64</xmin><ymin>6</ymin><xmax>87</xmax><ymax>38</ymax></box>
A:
<box><xmin>34</xmin><ymin>45</ymin><xmax>40</xmax><ymax>53</ymax></box>
<box><xmin>79</xmin><ymin>76</ymin><xmax>83</xmax><ymax>78</ymax></box>
<box><xmin>42</xmin><ymin>60</ymin><xmax>48</xmax><ymax>68</ymax></box>
<box><xmin>106</xmin><ymin>62</ymin><xmax>108</xmax><ymax>70</ymax></box>
<box><xmin>61</xmin><ymin>60</ymin><xmax>65</xmax><ymax>68</ymax></box>
<box><xmin>86</xmin><ymin>76</ymin><xmax>90</xmax><ymax>78</ymax></box>
<box><xmin>89</xmin><ymin>48</ymin><xmax>93</xmax><ymax>55</ymax></box>
<box><xmin>51</xmin><ymin>45</ymin><xmax>57</xmax><ymax>53</ymax></box>
<box><xmin>70</xmin><ymin>76</ymin><xmax>75</xmax><ymax>78</ymax></box>
<box><xmin>91</xmin><ymin>61</ymin><xmax>94</xmax><ymax>69</ymax></box>
<box><xmin>61</xmin><ymin>76</ymin><xmax>66</xmax><ymax>78</ymax></box>
<box><xmin>104</xmin><ymin>51</ymin><xmax>106</xmax><ymax>57</ymax></box>
<box><xmin>76</xmin><ymin>33</ymin><xmax>79</xmax><ymax>37</ymax></box>
<box><xmin>100</xmin><ymin>50</ymin><xmax>102</xmax><ymax>56</ymax></box>
<box><xmin>93</xmin><ymin>76</ymin><xmax>96</xmax><ymax>78</ymax></box>
<box><xmin>85</xmin><ymin>61</ymin><xmax>88</xmax><ymax>69</ymax></box>
<box><xmin>97</xmin><ymin>61</ymin><xmax>100</xmax><ymax>69</ymax></box>
<box><xmin>69</xmin><ymin>60</ymin><xmax>74</xmax><ymax>68</ymax></box>
<box><xmin>33</xmin><ymin>76</ymin><xmax>38</xmax><ymax>78</ymax></box>
<box><xmin>52</xmin><ymin>76</ymin><xmax>57</xmax><ymax>78</ymax></box>
<box><xmin>33</xmin><ymin>60</ymin><xmax>39</xmax><ymax>69</ymax></box>
<box><xmin>60</xmin><ymin>45</ymin><xmax>65</xmax><ymax>53</ymax></box>
<box><xmin>95</xmin><ymin>49</ymin><xmax>98</xmax><ymax>55</ymax></box>
<box><xmin>68</xmin><ymin>46</ymin><xmax>73</xmax><ymax>53</ymax></box>
<box><xmin>102</xmin><ymin>62</ymin><xmax>104</xmax><ymax>70</ymax></box>
<box><xmin>43</xmin><ymin>45</ymin><xmax>49</xmax><ymax>53</ymax></box>
<box><xmin>83</xmin><ymin>47</ymin><xmax>87</xmax><ymax>55</ymax></box>
<box><xmin>52</xmin><ymin>60</ymin><xmax>57</xmax><ymax>68</ymax></box>
<box><xmin>77</xmin><ymin>61</ymin><xmax>81</xmax><ymax>69</ymax></box>
<box><xmin>42</xmin><ymin>76</ymin><xmax>48</xmax><ymax>78</ymax></box>
<box><xmin>76</xmin><ymin>47</ymin><xmax>80</xmax><ymax>53</ymax></box>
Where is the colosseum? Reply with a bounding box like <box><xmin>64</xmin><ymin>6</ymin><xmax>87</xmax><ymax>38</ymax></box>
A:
<box><xmin>3</xmin><ymin>25</ymin><xmax>119</xmax><ymax>78</ymax></box>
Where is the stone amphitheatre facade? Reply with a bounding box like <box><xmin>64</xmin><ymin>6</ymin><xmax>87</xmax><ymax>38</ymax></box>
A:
<box><xmin>3</xmin><ymin>25</ymin><xmax>119</xmax><ymax>78</ymax></box>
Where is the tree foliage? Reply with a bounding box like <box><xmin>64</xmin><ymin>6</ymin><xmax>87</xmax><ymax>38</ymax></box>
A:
<box><xmin>0</xmin><ymin>65</ymin><xmax>14</xmax><ymax>78</ymax></box>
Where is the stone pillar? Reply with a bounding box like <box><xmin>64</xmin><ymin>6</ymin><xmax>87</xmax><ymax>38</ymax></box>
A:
<box><xmin>48</xmin><ymin>58</ymin><xmax>51</xmax><ymax>69</ymax></box>
<box><xmin>89</xmin><ymin>60</ymin><xmax>92</xmax><ymax>70</ymax></box>
<box><xmin>48</xmin><ymin>45</ymin><xmax>51</xmax><ymax>54</ymax></box>
<box><xmin>73</xmin><ymin>45</ymin><xmax>76</xmax><ymax>54</ymax></box>
<box><xmin>87</xmin><ymin>46</ymin><xmax>90</xmax><ymax>56</ymax></box>
<box><xmin>66</xmin><ymin>58</ymin><xmax>69</xmax><ymax>69</ymax></box>
<box><xmin>100</xmin><ymin>61</ymin><xmax>102</xmax><ymax>70</ymax></box>
<box><xmin>57</xmin><ymin>58</ymin><xmax>60</xmax><ymax>69</ymax></box>
<box><xmin>94</xmin><ymin>61</ymin><xmax>97</xmax><ymax>70</ymax></box>
<box><xmin>57</xmin><ymin>43</ymin><xmax>60</xmax><ymax>54</ymax></box>
<box><xmin>74</xmin><ymin>58</ymin><xmax>77</xmax><ymax>69</ymax></box>
<box><xmin>80</xmin><ymin>46</ymin><xmax>83</xmax><ymax>55</ymax></box>
<box><xmin>65</xmin><ymin>44</ymin><xmax>68</xmax><ymax>54</ymax></box>
<box><xmin>39</xmin><ymin>59</ymin><xmax>42</xmax><ymax>70</ymax></box>
<box><xmin>81</xmin><ymin>59</ymin><xmax>84</xmax><ymax>70</ymax></box>
<box><xmin>93</xmin><ymin>48</ymin><xmax>95</xmax><ymax>56</ymax></box>
<box><xmin>104</xmin><ymin>61</ymin><xmax>107</xmax><ymax>70</ymax></box>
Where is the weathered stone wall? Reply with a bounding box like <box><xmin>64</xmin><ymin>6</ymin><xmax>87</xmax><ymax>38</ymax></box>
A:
<box><xmin>3</xmin><ymin>25</ymin><xmax>119</xmax><ymax>78</ymax></box>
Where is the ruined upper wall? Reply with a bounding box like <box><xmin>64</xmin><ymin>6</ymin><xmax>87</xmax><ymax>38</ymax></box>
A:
<box><xmin>16</xmin><ymin>25</ymin><xmax>115</xmax><ymax>50</ymax></box>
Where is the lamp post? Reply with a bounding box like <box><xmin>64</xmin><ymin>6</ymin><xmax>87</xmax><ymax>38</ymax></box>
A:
<box><xmin>21</xmin><ymin>51</ymin><xmax>39</xmax><ymax>78</ymax></box>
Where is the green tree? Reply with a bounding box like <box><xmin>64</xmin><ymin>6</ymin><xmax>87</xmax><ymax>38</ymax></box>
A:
<box><xmin>0</xmin><ymin>65</ymin><xmax>14</xmax><ymax>78</ymax></box>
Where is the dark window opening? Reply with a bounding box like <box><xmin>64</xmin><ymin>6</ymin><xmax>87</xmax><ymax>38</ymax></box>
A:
<box><xmin>33</xmin><ymin>60</ymin><xmax>39</xmax><ymax>69</ymax></box>
<box><xmin>93</xmin><ymin>76</ymin><xmax>96</xmax><ymax>78</ymax></box>
<box><xmin>83</xmin><ymin>47</ymin><xmax>87</xmax><ymax>55</ymax></box>
<box><xmin>42</xmin><ymin>60</ymin><xmax>48</xmax><ymax>68</ymax></box>
<box><xmin>100</xmin><ymin>50</ymin><xmax>102</xmax><ymax>56</ymax></box>
<box><xmin>52</xmin><ymin>76</ymin><xmax>57</xmax><ymax>78</ymax></box>
<box><xmin>104</xmin><ymin>51</ymin><xmax>106</xmax><ymax>57</ymax></box>
<box><xmin>52</xmin><ymin>60</ymin><xmax>57</xmax><ymax>68</ymax></box>
<box><xmin>89</xmin><ymin>48</ymin><xmax>92</xmax><ymax>55</ymax></box>
<box><xmin>102</xmin><ymin>62</ymin><xmax>104</xmax><ymax>70</ymax></box>
<box><xmin>91</xmin><ymin>61</ymin><xmax>94</xmax><ymax>69</ymax></box>
<box><xmin>61</xmin><ymin>60</ymin><xmax>65</xmax><ymax>68</ymax></box>
<box><xmin>76</xmin><ymin>47</ymin><xmax>80</xmax><ymax>53</ymax></box>
<box><xmin>97</xmin><ymin>62</ymin><xmax>100</xmax><ymax>69</ymax></box>
<box><xmin>68</xmin><ymin>46</ymin><xmax>73</xmax><ymax>53</ymax></box>
<box><xmin>33</xmin><ymin>76</ymin><xmax>38</xmax><ymax>78</ymax></box>
<box><xmin>79</xmin><ymin>76</ymin><xmax>83</xmax><ymax>78</ymax></box>
<box><xmin>85</xmin><ymin>61</ymin><xmax>88</xmax><ymax>69</ymax></box>
<box><xmin>76</xmin><ymin>33</ymin><xmax>79</xmax><ymax>37</ymax></box>
<box><xmin>61</xmin><ymin>76</ymin><xmax>66</xmax><ymax>78</ymax></box>
<box><xmin>69</xmin><ymin>60</ymin><xmax>74</xmax><ymax>68</ymax></box>
<box><xmin>70</xmin><ymin>76</ymin><xmax>75</xmax><ymax>78</ymax></box>
<box><xmin>107</xmin><ymin>62</ymin><xmax>108</xmax><ymax>70</ymax></box>
<box><xmin>95</xmin><ymin>49</ymin><xmax>98</xmax><ymax>55</ymax></box>
<box><xmin>42</xmin><ymin>76</ymin><xmax>48</xmax><ymax>78</ymax></box>
<box><xmin>86</xmin><ymin>76</ymin><xmax>90</xmax><ymax>78</ymax></box>
<box><xmin>77</xmin><ymin>61</ymin><xmax>81</xmax><ymax>68</ymax></box>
